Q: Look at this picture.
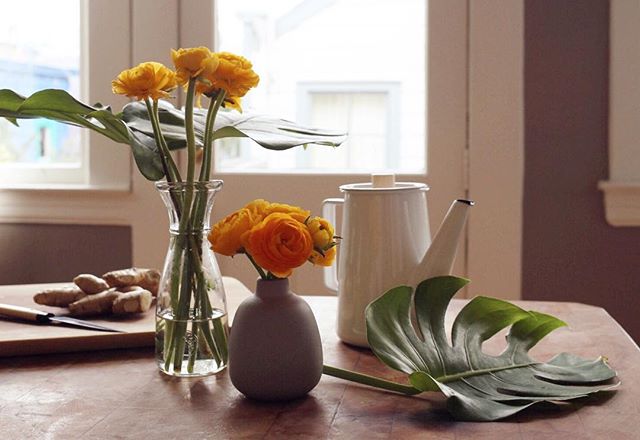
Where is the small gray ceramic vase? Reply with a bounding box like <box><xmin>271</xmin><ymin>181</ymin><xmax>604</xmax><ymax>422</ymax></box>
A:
<box><xmin>228</xmin><ymin>278</ymin><xmax>323</xmax><ymax>401</ymax></box>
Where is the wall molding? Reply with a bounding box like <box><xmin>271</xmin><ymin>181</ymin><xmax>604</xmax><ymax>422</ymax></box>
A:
<box><xmin>598</xmin><ymin>181</ymin><xmax>640</xmax><ymax>226</ymax></box>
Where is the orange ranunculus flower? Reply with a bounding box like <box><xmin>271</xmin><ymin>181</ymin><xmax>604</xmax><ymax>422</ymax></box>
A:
<box><xmin>244</xmin><ymin>213</ymin><xmax>313</xmax><ymax>278</ymax></box>
<box><xmin>264</xmin><ymin>202</ymin><xmax>310</xmax><ymax>223</ymax></box>
<box><xmin>309</xmin><ymin>245</ymin><xmax>336</xmax><ymax>267</ymax></box>
<box><xmin>111</xmin><ymin>62</ymin><xmax>177</xmax><ymax>101</ymax></box>
<box><xmin>171</xmin><ymin>47</ymin><xmax>218</xmax><ymax>85</ymax></box>
<box><xmin>208</xmin><ymin>207</ymin><xmax>256</xmax><ymax>256</ymax></box>
<box><xmin>199</xmin><ymin>52</ymin><xmax>259</xmax><ymax>105</ymax></box>
<box><xmin>307</xmin><ymin>216</ymin><xmax>335</xmax><ymax>250</ymax></box>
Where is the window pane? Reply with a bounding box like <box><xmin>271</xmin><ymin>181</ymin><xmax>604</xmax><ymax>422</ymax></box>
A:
<box><xmin>0</xmin><ymin>1</ymin><xmax>82</xmax><ymax>168</ymax></box>
<box><xmin>215</xmin><ymin>0</ymin><xmax>426</xmax><ymax>173</ymax></box>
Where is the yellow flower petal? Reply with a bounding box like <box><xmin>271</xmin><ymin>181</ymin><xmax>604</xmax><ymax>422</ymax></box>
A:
<box><xmin>171</xmin><ymin>46</ymin><xmax>217</xmax><ymax>86</ymax></box>
<box><xmin>111</xmin><ymin>62</ymin><xmax>176</xmax><ymax>101</ymax></box>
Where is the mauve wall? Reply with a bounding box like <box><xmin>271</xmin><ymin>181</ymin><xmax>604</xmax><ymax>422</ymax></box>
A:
<box><xmin>0</xmin><ymin>223</ymin><xmax>131</xmax><ymax>285</ymax></box>
<box><xmin>523</xmin><ymin>0</ymin><xmax>640</xmax><ymax>342</ymax></box>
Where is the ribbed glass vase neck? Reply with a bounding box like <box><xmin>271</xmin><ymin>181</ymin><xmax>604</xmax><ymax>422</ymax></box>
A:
<box><xmin>156</xmin><ymin>180</ymin><xmax>223</xmax><ymax>233</ymax></box>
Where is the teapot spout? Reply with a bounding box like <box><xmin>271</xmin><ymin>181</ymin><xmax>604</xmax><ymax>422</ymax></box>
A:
<box><xmin>409</xmin><ymin>199</ymin><xmax>474</xmax><ymax>286</ymax></box>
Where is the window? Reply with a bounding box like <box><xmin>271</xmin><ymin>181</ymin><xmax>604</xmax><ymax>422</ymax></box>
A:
<box><xmin>0</xmin><ymin>0</ymin><xmax>84</xmax><ymax>186</ymax></box>
<box><xmin>214</xmin><ymin>0</ymin><xmax>426</xmax><ymax>173</ymax></box>
<box><xmin>0</xmin><ymin>0</ymin><xmax>131</xmax><ymax>190</ymax></box>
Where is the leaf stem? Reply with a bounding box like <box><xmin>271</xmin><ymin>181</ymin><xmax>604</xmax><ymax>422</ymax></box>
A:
<box><xmin>144</xmin><ymin>98</ymin><xmax>181</xmax><ymax>182</ymax></box>
<box><xmin>322</xmin><ymin>365</ymin><xmax>422</xmax><ymax>396</ymax></box>
<box><xmin>435</xmin><ymin>362</ymin><xmax>537</xmax><ymax>383</ymax></box>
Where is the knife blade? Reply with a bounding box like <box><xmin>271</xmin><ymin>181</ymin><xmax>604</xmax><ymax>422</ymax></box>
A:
<box><xmin>0</xmin><ymin>303</ymin><xmax>123</xmax><ymax>333</ymax></box>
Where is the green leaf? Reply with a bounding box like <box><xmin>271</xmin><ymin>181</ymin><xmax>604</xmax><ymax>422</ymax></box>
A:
<box><xmin>0</xmin><ymin>89</ymin><xmax>347</xmax><ymax>181</ymax></box>
<box><xmin>122</xmin><ymin>100</ymin><xmax>347</xmax><ymax>150</ymax></box>
<box><xmin>0</xmin><ymin>89</ymin><xmax>164</xmax><ymax>181</ymax></box>
<box><xmin>364</xmin><ymin>276</ymin><xmax>619</xmax><ymax>421</ymax></box>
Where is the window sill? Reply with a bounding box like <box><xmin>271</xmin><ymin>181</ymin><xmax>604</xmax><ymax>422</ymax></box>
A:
<box><xmin>598</xmin><ymin>180</ymin><xmax>640</xmax><ymax>226</ymax></box>
<box><xmin>0</xmin><ymin>182</ymin><xmax>130</xmax><ymax>194</ymax></box>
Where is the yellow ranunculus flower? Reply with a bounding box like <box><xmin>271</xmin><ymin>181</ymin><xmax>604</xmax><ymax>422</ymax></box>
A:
<box><xmin>244</xmin><ymin>213</ymin><xmax>313</xmax><ymax>278</ymax></box>
<box><xmin>208</xmin><ymin>207</ymin><xmax>255</xmax><ymax>256</ymax></box>
<box><xmin>171</xmin><ymin>47</ymin><xmax>218</xmax><ymax>85</ymax></box>
<box><xmin>242</xmin><ymin>199</ymin><xmax>310</xmax><ymax>224</ymax></box>
<box><xmin>223</xmin><ymin>96</ymin><xmax>242</xmax><ymax>112</ymax></box>
<box><xmin>111</xmin><ymin>62</ymin><xmax>177</xmax><ymax>101</ymax></box>
<box><xmin>309</xmin><ymin>245</ymin><xmax>337</xmax><ymax>267</ymax></box>
<box><xmin>307</xmin><ymin>216</ymin><xmax>335</xmax><ymax>250</ymax></box>
<box><xmin>199</xmin><ymin>52</ymin><xmax>259</xmax><ymax>105</ymax></box>
<box><xmin>244</xmin><ymin>199</ymin><xmax>270</xmax><ymax>218</ymax></box>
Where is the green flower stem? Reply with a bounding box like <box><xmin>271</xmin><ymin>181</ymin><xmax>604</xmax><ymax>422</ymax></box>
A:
<box><xmin>170</xmin><ymin>252</ymin><xmax>193</xmax><ymax>372</ymax></box>
<box><xmin>164</xmin><ymin>79</ymin><xmax>200</xmax><ymax>373</ymax></box>
<box><xmin>322</xmin><ymin>365</ymin><xmax>422</xmax><ymax>396</ymax></box>
<box><xmin>199</xmin><ymin>89</ymin><xmax>226</xmax><ymax>182</ymax></box>
<box><xmin>189</xmin><ymin>90</ymin><xmax>226</xmax><ymax>249</ymax></box>
<box><xmin>244</xmin><ymin>252</ymin><xmax>267</xmax><ymax>279</ymax></box>
<box><xmin>185</xmin><ymin>78</ymin><xmax>197</xmax><ymax>184</ymax></box>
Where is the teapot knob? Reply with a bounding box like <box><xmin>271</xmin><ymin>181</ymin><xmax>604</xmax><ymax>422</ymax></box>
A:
<box><xmin>371</xmin><ymin>173</ymin><xmax>396</xmax><ymax>188</ymax></box>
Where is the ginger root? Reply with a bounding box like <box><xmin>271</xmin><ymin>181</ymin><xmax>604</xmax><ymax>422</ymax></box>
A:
<box><xmin>68</xmin><ymin>289</ymin><xmax>121</xmax><ymax>317</ymax></box>
<box><xmin>34</xmin><ymin>286</ymin><xmax>86</xmax><ymax>307</ymax></box>
<box><xmin>102</xmin><ymin>268</ymin><xmax>160</xmax><ymax>296</ymax></box>
<box><xmin>33</xmin><ymin>267</ymin><xmax>159</xmax><ymax>317</ymax></box>
<box><xmin>112</xmin><ymin>289</ymin><xmax>152</xmax><ymax>314</ymax></box>
<box><xmin>73</xmin><ymin>274</ymin><xmax>109</xmax><ymax>294</ymax></box>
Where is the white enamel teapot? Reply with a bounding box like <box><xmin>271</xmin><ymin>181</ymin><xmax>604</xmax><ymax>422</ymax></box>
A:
<box><xmin>322</xmin><ymin>174</ymin><xmax>473</xmax><ymax>347</ymax></box>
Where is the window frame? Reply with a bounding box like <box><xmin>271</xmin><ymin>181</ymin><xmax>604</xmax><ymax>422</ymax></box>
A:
<box><xmin>0</xmin><ymin>0</ymin><xmax>181</xmax><ymax>274</ymax></box>
<box><xmin>0</xmin><ymin>0</ymin><xmax>131</xmax><ymax>191</ymax></box>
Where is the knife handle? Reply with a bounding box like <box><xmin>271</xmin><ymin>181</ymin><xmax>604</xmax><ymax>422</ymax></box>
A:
<box><xmin>0</xmin><ymin>303</ymin><xmax>52</xmax><ymax>323</ymax></box>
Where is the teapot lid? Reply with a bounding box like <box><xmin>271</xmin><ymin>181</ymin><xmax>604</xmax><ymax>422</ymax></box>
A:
<box><xmin>339</xmin><ymin>174</ymin><xmax>429</xmax><ymax>192</ymax></box>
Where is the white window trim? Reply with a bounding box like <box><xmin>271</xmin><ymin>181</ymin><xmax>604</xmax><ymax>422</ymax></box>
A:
<box><xmin>598</xmin><ymin>0</ymin><xmax>640</xmax><ymax>227</ymax></box>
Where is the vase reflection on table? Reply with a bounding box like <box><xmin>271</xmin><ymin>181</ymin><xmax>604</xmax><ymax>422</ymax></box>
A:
<box><xmin>155</xmin><ymin>180</ymin><xmax>229</xmax><ymax>377</ymax></box>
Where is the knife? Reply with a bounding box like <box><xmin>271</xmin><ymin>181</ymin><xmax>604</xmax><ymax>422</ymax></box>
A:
<box><xmin>0</xmin><ymin>303</ymin><xmax>123</xmax><ymax>333</ymax></box>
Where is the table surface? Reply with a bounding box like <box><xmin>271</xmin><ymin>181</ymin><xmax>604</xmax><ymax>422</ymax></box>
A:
<box><xmin>0</xmin><ymin>277</ymin><xmax>251</xmax><ymax>357</ymax></box>
<box><xmin>1</xmin><ymin>281</ymin><xmax>638</xmax><ymax>439</ymax></box>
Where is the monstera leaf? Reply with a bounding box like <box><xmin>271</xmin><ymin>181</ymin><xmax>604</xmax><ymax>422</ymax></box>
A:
<box><xmin>121</xmin><ymin>100</ymin><xmax>347</xmax><ymax>151</ymax></box>
<box><xmin>0</xmin><ymin>89</ymin><xmax>347</xmax><ymax>181</ymax></box>
<box><xmin>0</xmin><ymin>89</ymin><xmax>163</xmax><ymax>180</ymax></box>
<box><xmin>363</xmin><ymin>276</ymin><xmax>618</xmax><ymax>421</ymax></box>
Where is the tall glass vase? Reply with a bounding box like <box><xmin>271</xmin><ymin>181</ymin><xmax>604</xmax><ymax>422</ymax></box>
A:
<box><xmin>155</xmin><ymin>180</ymin><xmax>228</xmax><ymax>377</ymax></box>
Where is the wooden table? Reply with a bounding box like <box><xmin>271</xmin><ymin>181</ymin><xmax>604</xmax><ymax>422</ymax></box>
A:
<box><xmin>1</xmin><ymin>282</ymin><xmax>638</xmax><ymax>439</ymax></box>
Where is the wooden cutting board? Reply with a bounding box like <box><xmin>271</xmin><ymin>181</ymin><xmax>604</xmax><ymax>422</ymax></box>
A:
<box><xmin>0</xmin><ymin>276</ymin><xmax>252</xmax><ymax>357</ymax></box>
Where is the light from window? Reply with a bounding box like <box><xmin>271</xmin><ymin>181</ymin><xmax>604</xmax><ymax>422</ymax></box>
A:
<box><xmin>0</xmin><ymin>1</ymin><xmax>82</xmax><ymax>180</ymax></box>
<box><xmin>215</xmin><ymin>0</ymin><xmax>426</xmax><ymax>173</ymax></box>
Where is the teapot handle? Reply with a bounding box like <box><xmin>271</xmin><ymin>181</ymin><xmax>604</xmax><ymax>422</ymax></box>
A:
<box><xmin>322</xmin><ymin>198</ymin><xmax>343</xmax><ymax>293</ymax></box>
